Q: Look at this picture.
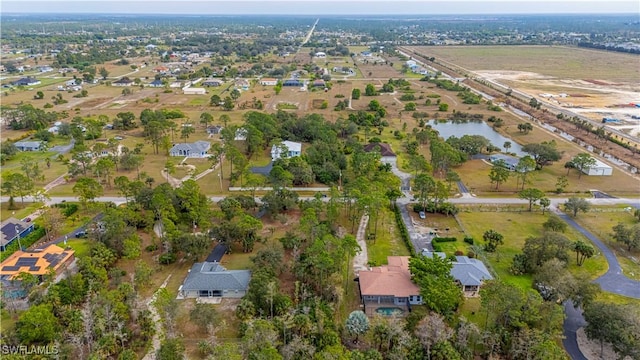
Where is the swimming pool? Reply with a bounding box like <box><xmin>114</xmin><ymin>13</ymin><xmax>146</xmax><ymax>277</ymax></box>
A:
<box><xmin>375</xmin><ymin>307</ymin><xmax>404</xmax><ymax>316</ymax></box>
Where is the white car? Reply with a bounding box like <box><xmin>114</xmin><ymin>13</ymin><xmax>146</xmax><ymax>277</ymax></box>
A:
<box><xmin>419</xmin><ymin>211</ymin><xmax>426</xmax><ymax>219</ymax></box>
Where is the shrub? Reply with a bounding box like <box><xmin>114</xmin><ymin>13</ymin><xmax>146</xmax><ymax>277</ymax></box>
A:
<box><xmin>432</xmin><ymin>237</ymin><xmax>457</xmax><ymax>243</ymax></box>
<box><xmin>159</xmin><ymin>253</ymin><xmax>177</xmax><ymax>264</ymax></box>
<box><xmin>392</xmin><ymin>205</ymin><xmax>415</xmax><ymax>256</ymax></box>
<box><xmin>467</xmin><ymin>250</ymin><xmax>476</xmax><ymax>258</ymax></box>
<box><xmin>463</xmin><ymin>236</ymin><xmax>474</xmax><ymax>245</ymax></box>
<box><xmin>455</xmin><ymin>250</ymin><xmax>464</xmax><ymax>256</ymax></box>
<box><xmin>145</xmin><ymin>244</ymin><xmax>159</xmax><ymax>252</ymax></box>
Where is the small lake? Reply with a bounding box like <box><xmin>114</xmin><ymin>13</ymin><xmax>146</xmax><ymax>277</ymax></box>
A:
<box><xmin>427</xmin><ymin>120</ymin><xmax>525</xmax><ymax>156</ymax></box>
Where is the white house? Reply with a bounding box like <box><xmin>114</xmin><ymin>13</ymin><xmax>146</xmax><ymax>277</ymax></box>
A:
<box><xmin>271</xmin><ymin>141</ymin><xmax>302</xmax><ymax>161</ymax></box>
<box><xmin>14</xmin><ymin>141</ymin><xmax>43</xmax><ymax>151</ymax></box>
<box><xmin>183</xmin><ymin>87</ymin><xmax>206</xmax><ymax>95</ymax></box>
<box><xmin>169</xmin><ymin>141</ymin><xmax>211</xmax><ymax>158</ymax></box>
<box><xmin>314</xmin><ymin>52</ymin><xmax>326</xmax><ymax>58</ymax></box>
<box><xmin>583</xmin><ymin>158</ymin><xmax>613</xmax><ymax>176</ymax></box>
<box><xmin>259</xmin><ymin>78</ymin><xmax>278</xmax><ymax>86</ymax></box>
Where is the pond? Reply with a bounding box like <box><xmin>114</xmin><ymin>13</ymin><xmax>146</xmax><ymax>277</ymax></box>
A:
<box><xmin>427</xmin><ymin>120</ymin><xmax>525</xmax><ymax>156</ymax></box>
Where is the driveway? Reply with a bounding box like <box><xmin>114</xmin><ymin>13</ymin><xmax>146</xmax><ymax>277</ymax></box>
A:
<box><xmin>562</xmin><ymin>301</ymin><xmax>588</xmax><ymax>360</ymax></box>
<box><xmin>49</xmin><ymin>138</ymin><xmax>75</xmax><ymax>156</ymax></box>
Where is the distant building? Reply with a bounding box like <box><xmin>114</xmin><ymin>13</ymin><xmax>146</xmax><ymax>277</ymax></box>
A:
<box><xmin>583</xmin><ymin>158</ymin><xmax>613</xmax><ymax>176</ymax></box>
<box><xmin>206</xmin><ymin>125</ymin><xmax>224</xmax><ymax>135</ymax></box>
<box><xmin>314</xmin><ymin>52</ymin><xmax>326</xmax><ymax>58</ymax></box>
<box><xmin>235</xmin><ymin>79</ymin><xmax>250</xmax><ymax>91</ymax></box>
<box><xmin>312</xmin><ymin>79</ymin><xmax>326</xmax><ymax>88</ymax></box>
<box><xmin>202</xmin><ymin>79</ymin><xmax>224</xmax><ymax>87</ymax></box>
<box><xmin>489</xmin><ymin>154</ymin><xmax>521</xmax><ymax>171</ymax></box>
<box><xmin>283</xmin><ymin>79</ymin><xmax>303</xmax><ymax>87</ymax></box>
<box><xmin>259</xmin><ymin>78</ymin><xmax>278</xmax><ymax>86</ymax></box>
<box><xmin>364</xmin><ymin>143</ymin><xmax>397</xmax><ymax>160</ymax></box>
<box><xmin>178</xmin><ymin>262</ymin><xmax>250</xmax><ymax>299</ymax></box>
<box><xmin>169</xmin><ymin>141</ymin><xmax>211</xmax><ymax>158</ymax></box>
<box><xmin>0</xmin><ymin>218</ymin><xmax>35</xmax><ymax>251</ymax></box>
<box><xmin>271</xmin><ymin>140</ymin><xmax>302</xmax><ymax>161</ymax></box>
<box><xmin>234</xmin><ymin>128</ymin><xmax>248</xmax><ymax>141</ymax></box>
<box><xmin>148</xmin><ymin>79</ymin><xmax>164</xmax><ymax>88</ymax></box>
<box><xmin>0</xmin><ymin>244</ymin><xmax>75</xmax><ymax>281</ymax></box>
<box><xmin>14</xmin><ymin>141</ymin><xmax>43</xmax><ymax>152</ymax></box>
<box><xmin>183</xmin><ymin>87</ymin><xmax>206</xmax><ymax>95</ymax></box>
<box><xmin>12</xmin><ymin>77</ymin><xmax>40</xmax><ymax>86</ymax></box>
<box><xmin>112</xmin><ymin>77</ymin><xmax>133</xmax><ymax>86</ymax></box>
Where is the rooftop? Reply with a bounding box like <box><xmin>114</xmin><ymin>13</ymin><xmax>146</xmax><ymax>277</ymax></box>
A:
<box><xmin>358</xmin><ymin>256</ymin><xmax>420</xmax><ymax>297</ymax></box>
<box><xmin>0</xmin><ymin>244</ymin><xmax>74</xmax><ymax>279</ymax></box>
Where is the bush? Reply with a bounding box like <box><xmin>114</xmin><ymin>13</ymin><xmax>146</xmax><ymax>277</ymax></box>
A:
<box><xmin>54</xmin><ymin>203</ymin><xmax>79</xmax><ymax>217</ymax></box>
<box><xmin>467</xmin><ymin>250</ymin><xmax>476</xmax><ymax>258</ymax></box>
<box><xmin>159</xmin><ymin>253</ymin><xmax>177</xmax><ymax>265</ymax></box>
<box><xmin>392</xmin><ymin>205</ymin><xmax>415</xmax><ymax>256</ymax></box>
<box><xmin>455</xmin><ymin>250</ymin><xmax>464</xmax><ymax>256</ymax></box>
<box><xmin>463</xmin><ymin>236</ymin><xmax>474</xmax><ymax>245</ymax></box>
<box><xmin>145</xmin><ymin>244</ymin><xmax>159</xmax><ymax>252</ymax></box>
<box><xmin>432</xmin><ymin>237</ymin><xmax>457</xmax><ymax>243</ymax></box>
<box><xmin>433</xmin><ymin>244</ymin><xmax>443</xmax><ymax>252</ymax></box>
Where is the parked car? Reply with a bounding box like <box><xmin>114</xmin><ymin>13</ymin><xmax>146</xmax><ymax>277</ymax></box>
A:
<box><xmin>419</xmin><ymin>211</ymin><xmax>426</xmax><ymax>219</ymax></box>
<box><xmin>75</xmin><ymin>230</ymin><xmax>87</xmax><ymax>238</ymax></box>
<box><xmin>24</xmin><ymin>217</ymin><xmax>32</xmax><ymax>222</ymax></box>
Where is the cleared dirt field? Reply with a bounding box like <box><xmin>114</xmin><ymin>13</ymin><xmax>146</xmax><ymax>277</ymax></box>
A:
<box><xmin>406</xmin><ymin>45</ymin><xmax>640</xmax><ymax>125</ymax></box>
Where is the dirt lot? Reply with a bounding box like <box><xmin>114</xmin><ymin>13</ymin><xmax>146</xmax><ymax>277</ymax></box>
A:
<box><xmin>405</xmin><ymin>45</ymin><xmax>640</xmax><ymax>127</ymax></box>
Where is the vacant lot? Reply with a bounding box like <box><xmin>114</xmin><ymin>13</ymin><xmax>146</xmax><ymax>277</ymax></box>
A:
<box><xmin>408</xmin><ymin>45</ymin><xmax>640</xmax><ymax>82</ymax></box>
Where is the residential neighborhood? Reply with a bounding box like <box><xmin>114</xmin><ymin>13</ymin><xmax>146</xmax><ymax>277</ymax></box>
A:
<box><xmin>0</xmin><ymin>7</ymin><xmax>638</xmax><ymax>360</ymax></box>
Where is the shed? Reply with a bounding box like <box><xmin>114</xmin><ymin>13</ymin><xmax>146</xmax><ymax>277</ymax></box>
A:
<box><xmin>583</xmin><ymin>158</ymin><xmax>613</xmax><ymax>176</ymax></box>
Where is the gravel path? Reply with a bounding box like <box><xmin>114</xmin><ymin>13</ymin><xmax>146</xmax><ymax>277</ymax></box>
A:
<box><xmin>353</xmin><ymin>215</ymin><xmax>370</xmax><ymax>275</ymax></box>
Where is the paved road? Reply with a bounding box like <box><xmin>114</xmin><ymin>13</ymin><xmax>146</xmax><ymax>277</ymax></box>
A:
<box><xmin>562</xmin><ymin>301</ymin><xmax>588</xmax><ymax>360</ymax></box>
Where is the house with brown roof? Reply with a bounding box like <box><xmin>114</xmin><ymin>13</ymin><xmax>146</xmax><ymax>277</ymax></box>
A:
<box><xmin>357</xmin><ymin>256</ymin><xmax>422</xmax><ymax>316</ymax></box>
<box><xmin>0</xmin><ymin>244</ymin><xmax>75</xmax><ymax>281</ymax></box>
<box><xmin>363</xmin><ymin>142</ymin><xmax>396</xmax><ymax>158</ymax></box>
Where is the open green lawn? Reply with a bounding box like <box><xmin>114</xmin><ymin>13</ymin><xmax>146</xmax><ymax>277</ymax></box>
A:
<box><xmin>457</xmin><ymin>211</ymin><xmax>608</xmax><ymax>290</ymax></box>
<box><xmin>572</xmin><ymin>209</ymin><xmax>640</xmax><ymax>280</ymax></box>
<box><xmin>367</xmin><ymin>207</ymin><xmax>410</xmax><ymax>266</ymax></box>
<box><xmin>64</xmin><ymin>238</ymin><xmax>92</xmax><ymax>258</ymax></box>
<box><xmin>0</xmin><ymin>202</ymin><xmax>42</xmax><ymax>222</ymax></box>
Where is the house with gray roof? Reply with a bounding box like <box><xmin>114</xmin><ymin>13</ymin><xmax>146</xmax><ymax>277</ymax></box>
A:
<box><xmin>14</xmin><ymin>141</ymin><xmax>43</xmax><ymax>152</ymax></box>
<box><xmin>169</xmin><ymin>141</ymin><xmax>211</xmax><ymax>158</ymax></box>
<box><xmin>421</xmin><ymin>251</ymin><xmax>493</xmax><ymax>294</ymax></box>
<box><xmin>178</xmin><ymin>262</ymin><xmax>250</xmax><ymax>298</ymax></box>
<box><xmin>0</xmin><ymin>217</ymin><xmax>35</xmax><ymax>251</ymax></box>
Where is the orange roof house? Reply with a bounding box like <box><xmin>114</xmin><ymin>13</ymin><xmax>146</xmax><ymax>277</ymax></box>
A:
<box><xmin>357</xmin><ymin>256</ymin><xmax>423</xmax><ymax>316</ymax></box>
<box><xmin>0</xmin><ymin>244</ymin><xmax>75</xmax><ymax>280</ymax></box>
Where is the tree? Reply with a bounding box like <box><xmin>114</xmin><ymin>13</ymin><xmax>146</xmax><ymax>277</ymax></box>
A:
<box><xmin>503</xmin><ymin>141</ymin><xmax>512</xmax><ymax>152</ymax></box>
<box><xmin>573</xmin><ymin>240</ymin><xmax>595</xmax><ymax>266</ymax></box>
<box><xmin>584</xmin><ymin>302</ymin><xmax>640</xmax><ymax>360</ymax></box>
<box><xmin>351</xmin><ymin>88</ymin><xmax>361</xmax><ymax>100</ymax></box>
<box><xmin>210</xmin><ymin>94</ymin><xmax>221</xmax><ymax>106</ymax></box>
<box><xmin>190</xmin><ymin>303</ymin><xmax>218</xmax><ymax>334</ymax></box>
<box><xmin>199</xmin><ymin>112</ymin><xmax>213</xmax><ymax>128</ymax></box>
<box><xmin>99</xmin><ymin>67</ymin><xmax>109</xmax><ymax>79</ymax></box>
<box><xmin>518</xmin><ymin>188</ymin><xmax>545</xmax><ymax>212</ymax></box>
<box><xmin>415</xmin><ymin>312</ymin><xmax>454</xmax><ymax>360</ymax></box>
<box><xmin>483</xmin><ymin>229</ymin><xmax>504</xmax><ymax>252</ymax></box>
<box><xmin>611</xmin><ymin>223</ymin><xmax>640</xmax><ymax>252</ymax></box>
<box><xmin>564</xmin><ymin>197</ymin><xmax>590</xmax><ymax>217</ymax></box>
<box><xmin>515</xmin><ymin>155</ymin><xmax>536</xmax><ymax>190</ymax></box>
<box><xmin>114</xmin><ymin>111</ymin><xmax>137</xmax><ymax>130</ymax></box>
<box><xmin>539</xmin><ymin>197</ymin><xmax>551</xmax><ymax>214</ymax></box>
<box><xmin>94</xmin><ymin>157</ymin><xmax>116</xmax><ymax>188</ymax></box>
<box><xmin>543</xmin><ymin>215</ymin><xmax>567</xmax><ymax>233</ymax></box>
<box><xmin>16</xmin><ymin>304</ymin><xmax>59</xmax><ymax>344</ymax></box>
<box><xmin>488</xmin><ymin>160</ymin><xmax>510</xmax><ymax>190</ymax></box>
<box><xmin>180</xmin><ymin>124</ymin><xmax>195</xmax><ymax>140</ymax></box>
<box><xmin>404</xmin><ymin>102</ymin><xmax>417</xmax><ymax>111</ymax></box>
<box><xmin>1</xmin><ymin>172</ymin><xmax>33</xmax><ymax>207</ymax></box>
<box><xmin>409</xmin><ymin>255</ymin><xmax>463</xmax><ymax>315</ymax></box>
<box><xmin>571</xmin><ymin>153</ymin><xmax>597</xmax><ymax>179</ymax></box>
<box><xmin>520</xmin><ymin>232</ymin><xmax>572</xmax><ymax>272</ymax></box>
<box><xmin>522</xmin><ymin>141</ymin><xmax>562</xmax><ymax>169</ymax></box>
<box><xmin>438</xmin><ymin>103</ymin><xmax>449</xmax><ymax>112</ymax></box>
<box><xmin>365</xmin><ymin>83</ymin><xmax>377</xmax><ymax>96</ymax></box>
<box><xmin>345</xmin><ymin>310</ymin><xmax>370</xmax><ymax>343</ymax></box>
<box><xmin>41</xmin><ymin>207</ymin><xmax>64</xmax><ymax>242</ymax></box>
<box><xmin>73</xmin><ymin>177</ymin><xmax>103</xmax><ymax>207</ymax></box>
<box><xmin>156</xmin><ymin>338</ymin><xmax>185</xmax><ymax>360</ymax></box>
<box><xmin>555</xmin><ymin>176</ymin><xmax>569</xmax><ymax>194</ymax></box>
<box><xmin>230</xmin><ymin>88</ymin><xmax>241</xmax><ymax>103</ymax></box>
<box><xmin>222</xmin><ymin>96</ymin><xmax>235</xmax><ymax>110</ymax></box>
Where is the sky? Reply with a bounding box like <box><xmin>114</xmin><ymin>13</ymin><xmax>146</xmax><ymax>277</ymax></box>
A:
<box><xmin>2</xmin><ymin>0</ymin><xmax>639</xmax><ymax>15</ymax></box>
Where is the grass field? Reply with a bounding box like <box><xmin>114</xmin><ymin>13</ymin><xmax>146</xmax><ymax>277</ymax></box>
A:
<box><xmin>408</xmin><ymin>45</ymin><xmax>640</xmax><ymax>82</ymax></box>
<box><xmin>457</xmin><ymin>211</ymin><xmax>608</xmax><ymax>290</ymax></box>
<box><xmin>0</xmin><ymin>202</ymin><xmax>42</xmax><ymax>222</ymax></box>
<box><xmin>366</xmin><ymin>207</ymin><xmax>410</xmax><ymax>266</ymax></box>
